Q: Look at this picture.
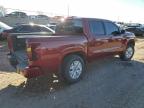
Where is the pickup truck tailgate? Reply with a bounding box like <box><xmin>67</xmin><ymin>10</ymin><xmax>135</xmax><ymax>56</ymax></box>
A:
<box><xmin>14</xmin><ymin>50</ymin><xmax>28</xmax><ymax>70</ymax></box>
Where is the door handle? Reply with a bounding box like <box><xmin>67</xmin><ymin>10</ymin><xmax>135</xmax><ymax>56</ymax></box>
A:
<box><xmin>96</xmin><ymin>39</ymin><xmax>109</xmax><ymax>42</ymax></box>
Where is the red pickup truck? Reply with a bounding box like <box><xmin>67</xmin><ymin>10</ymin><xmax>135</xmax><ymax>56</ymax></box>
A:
<box><xmin>7</xmin><ymin>18</ymin><xmax>135</xmax><ymax>83</ymax></box>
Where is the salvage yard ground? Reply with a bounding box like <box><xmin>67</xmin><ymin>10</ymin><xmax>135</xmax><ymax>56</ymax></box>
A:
<box><xmin>0</xmin><ymin>37</ymin><xmax>144</xmax><ymax>108</ymax></box>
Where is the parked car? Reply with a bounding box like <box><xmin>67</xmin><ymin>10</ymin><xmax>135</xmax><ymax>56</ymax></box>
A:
<box><xmin>0</xmin><ymin>21</ymin><xmax>12</xmax><ymax>40</ymax></box>
<box><xmin>5</xmin><ymin>11</ymin><xmax>27</xmax><ymax>18</ymax></box>
<box><xmin>47</xmin><ymin>23</ymin><xmax>56</xmax><ymax>31</ymax></box>
<box><xmin>3</xmin><ymin>24</ymin><xmax>55</xmax><ymax>37</ymax></box>
<box><xmin>37</xmin><ymin>15</ymin><xmax>49</xmax><ymax>19</ymax></box>
<box><xmin>125</xmin><ymin>27</ymin><xmax>144</xmax><ymax>36</ymax></box>
<box><xmin>7</xmin><ymin>17</ymin><xmax>135</xmax><ymax>84</ymax></box>
<box><xmin>28</xmin><ymin>15</ymin><xmax>37</xmax><ymax>19</ymax></box>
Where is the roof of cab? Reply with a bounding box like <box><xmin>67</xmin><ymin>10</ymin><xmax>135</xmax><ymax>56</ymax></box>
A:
<box><xmin>66</xmin><ymin>16</ymin><xmax>112</xmax><ymax>22</ymax></box>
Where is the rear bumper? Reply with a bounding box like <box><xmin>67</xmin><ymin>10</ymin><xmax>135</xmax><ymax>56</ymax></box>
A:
<box><xmin>7</xmin><ymin>53</ymin><xmax>43</xmax><ymax>78</ymax></box>
<box><xmin>17</xmin><ymin>66</ymin><xmax>43</xmax><ymax>78</ymax></box>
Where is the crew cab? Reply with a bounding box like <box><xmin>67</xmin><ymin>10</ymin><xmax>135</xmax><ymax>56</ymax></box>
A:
<box><xmin>7</xmin><ymin>18</ymin><xmax>135</xmax><ymax>83</ymax></box>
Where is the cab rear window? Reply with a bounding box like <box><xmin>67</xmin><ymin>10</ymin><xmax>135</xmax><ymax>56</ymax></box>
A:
<box><xmin>55</xmin><ymin>19</ymin><xmax>83</xmax><ymax>34</ymax></box>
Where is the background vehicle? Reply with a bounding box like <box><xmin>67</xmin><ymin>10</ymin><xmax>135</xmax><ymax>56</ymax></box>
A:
<box><xmin>37</xmin><ymin>15</ymin><xmax>49</xmax><ymax>19</ymax></box>
<box><xmin>3</xmin><ymin>24</ymin><xmax>55</xmax><ymax>37</ymax></box>
<box><xmin>47</xmin><ymin>23</ymin><xmax>56</xmax><ymax>31</ymax></box>
<box><xmin>125</xmin><ymin>27</ymin><xmax>144</xmax><ymax>36</ymax></box>
<box><xmin>7</xmin><ymin>18</ymin><xmax>135</xmax><ymax>83</ymax></box>
<box><xmin>5</xmin><ymin>11</ymin><xmax>27</xmax><ymax>18</ymax></box>
<box><xmin>28</xmin><ymin>15</ymin><xmax>37</xmax><ymax>19</ymax></box>
<box><xmin>0</xmin><ymin>21</ymin><xmax>12</xmax><ymax>40</ymax></box>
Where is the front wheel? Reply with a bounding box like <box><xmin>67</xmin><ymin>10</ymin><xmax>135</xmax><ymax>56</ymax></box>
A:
<box><xmin>120</xmin><ymin>44</ymin><xmax>135</xmax><ymax>61</ymax></box>
<box><xmin>61</xmin><ymin>55</ymin><xmax>86</xmax><ymax>84</ymax></box>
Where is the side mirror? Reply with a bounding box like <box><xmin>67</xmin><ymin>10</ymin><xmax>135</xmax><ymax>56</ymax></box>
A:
<box><xmin>121</xmin><ymin>30</ymin><xmax>125</xmax><ymax>34</ymax></box>
<box><xmin>112</xmin><ymin>31</ymin><xmax>121</xmax><ymax>36</ymax></box>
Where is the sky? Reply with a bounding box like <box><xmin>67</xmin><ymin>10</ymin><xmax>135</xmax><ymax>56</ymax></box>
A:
<box><xmin>1</xmin><ymin>0</ymin><xmax>144</xmax><ymax>23</ymax></box>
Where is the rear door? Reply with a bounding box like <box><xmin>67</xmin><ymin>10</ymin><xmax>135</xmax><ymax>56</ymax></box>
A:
<box><xmin>88</xmin><ymin>20</ymin><xmax>112</xmax><ymax>58</ymax></box>
<box><xmin>103</xmin><ymin>21</ymin><xmax>124</xmax><ymax>53</ymax></box>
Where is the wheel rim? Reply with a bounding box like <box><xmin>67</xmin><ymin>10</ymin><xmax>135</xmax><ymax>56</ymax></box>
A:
<box><xmin>69</xmin><ymin>60</ymin><xmax>82</xmax><ymax>79</ymax></box>
<box><xmin>125</xmin><ymin>47</ymin><xmax>133</xmax><ymax>59</ymax></box>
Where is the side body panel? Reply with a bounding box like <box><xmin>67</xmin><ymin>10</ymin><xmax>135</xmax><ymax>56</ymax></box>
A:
<box><xmin>27</xmin><ymin>35</ymin><xmax>88</xmax><ymax>74</ymax></box>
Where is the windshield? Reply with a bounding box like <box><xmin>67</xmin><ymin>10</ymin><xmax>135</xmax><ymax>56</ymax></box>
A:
<box><xmin>55</xmin><ymin>19</ymin><xmax>83</xmax><ymax>34</ymax></box>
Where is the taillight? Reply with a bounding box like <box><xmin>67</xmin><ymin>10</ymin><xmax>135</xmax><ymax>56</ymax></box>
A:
<box><xmin>7</xmin><ymin>34</ymin><xmax>14</xmax><ymax>52</ymax></box>
<box><xmin>27</xmin><ymin>46</ymin><xmax>33</xmax><ymax>61</ymax></box>
<box><xmin>26</xmin><ymin>43</ymin><xmax>39</xmax><ymax>61</ymax></box>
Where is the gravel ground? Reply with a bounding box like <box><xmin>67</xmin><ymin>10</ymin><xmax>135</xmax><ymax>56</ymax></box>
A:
<box><xmin>0</xmin><ymin>38</ymin><xmax>144</xmax><ymax>108</ymax></box>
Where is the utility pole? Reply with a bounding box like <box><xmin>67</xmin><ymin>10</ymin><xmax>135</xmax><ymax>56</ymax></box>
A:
<box><xmin>67</xmin><ymin>4</ymin><xmax>69</xmax><ymax>17</ymax></box>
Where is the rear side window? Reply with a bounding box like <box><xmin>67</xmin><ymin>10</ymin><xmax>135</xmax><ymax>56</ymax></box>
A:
<box><xmin>39</xmin><ymin>27</ymin><xmax>52</xmax><ymax>32</ymax></box>
<box><xmin>13</xmin><ymin>25</ymin><xmax>23</xmax><ymax>32</ymax></box>
<box><xmin>16</xmin><ymin>25</ymin><xmax>32</xmax><ymax>32</ymax></box>
<box><xmin>104</xmin><ymin>22</ymin><xmax>119</xmax><ymax>35</ymax></box>
<box><xmin>30</xmin><ymin>26</ymin><xmax>41</xmax><ymax>32</ymax></box>
<box><xmin>89</xmin><ymin>21</ymin><xmax>105</xmax><ymax>35</ymax></box>
<box><xmin>27</xmin><ymin>26</ymin><xmax>51</xmax><ymax>32</ymax></box>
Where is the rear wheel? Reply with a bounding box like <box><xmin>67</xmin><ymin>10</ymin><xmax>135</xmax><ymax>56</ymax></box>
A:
<box><xmin>120</xmin><ymin>44</ymin><xmax>134</xmax><ymax>61</ymax></box>
<box><xmin>61</xmin><ymin>55</ymin><xmax>86</xmax><ymax>84</ymax></box>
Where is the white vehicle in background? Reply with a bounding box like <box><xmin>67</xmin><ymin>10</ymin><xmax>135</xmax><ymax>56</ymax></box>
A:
<box><xmin>29</xmin><ymin>15</ymin><xmax>37</xmax><ymax>19</ymax></box>
<box><xmin>47</xmin><ymin>23</ymin><xmax>57</xmax><ymax>31</ymax></box>
<box><xmin>0</xmin><ymin>21</ymin><xmax>12</xmax><ymax>40</ymax></box>
<box><xmin>37</xmin><ymin>15</ymin><xmax>49</xmax><ymax>20</ymax></box>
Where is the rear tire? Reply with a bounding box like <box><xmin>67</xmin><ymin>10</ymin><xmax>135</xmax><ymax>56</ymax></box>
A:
<box><xmin>120</xmin><ymin>44</ymin><xmax>134</xmax><ymax>61</ymax></box>
<box><xmin>61</xmin><ymin>55</ymin><xmax>86</xmax><ymax>84</ymax></box>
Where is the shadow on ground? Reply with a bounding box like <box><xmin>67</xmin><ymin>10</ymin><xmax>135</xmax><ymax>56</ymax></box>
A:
<box><xmin>0</xmin><ymin>74</ymin><xmax>68</xmax><ymax>99</ymax></box>
<box><xmin>0</xmin><ymin>41</ymin><xmax>15</xmax><ymax>72</ymax></box>
<box><xmin>0</xmin><ymin>50</ymin><xmax>15</xmax><ymax>72</ymax></box>
<box><xmin>0</xmin><ymin>57</ymin><xmax>144</xmax><ymax>99</ymax></box>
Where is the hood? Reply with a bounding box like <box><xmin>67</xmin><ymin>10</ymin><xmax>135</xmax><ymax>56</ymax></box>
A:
<box><xmin>125</xmin><ymin>31</ymin><xmax>136</xmax><ymax>38</ymax></box>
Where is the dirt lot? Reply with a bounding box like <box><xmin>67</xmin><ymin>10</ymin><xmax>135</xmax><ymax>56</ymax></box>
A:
<box><xmin>0</xmin><ymin>38</ymin><xmax>144</xmax><ymax>108</ymax></box>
